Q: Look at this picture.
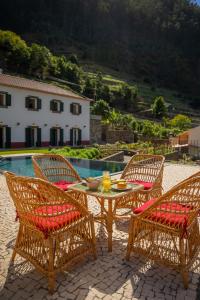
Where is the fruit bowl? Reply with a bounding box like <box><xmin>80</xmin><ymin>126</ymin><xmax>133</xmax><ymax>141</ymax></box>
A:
<box><xmin>85</xmin><ymin>178</ymin><xmax>100</xmax><ymax>191</ymax></box>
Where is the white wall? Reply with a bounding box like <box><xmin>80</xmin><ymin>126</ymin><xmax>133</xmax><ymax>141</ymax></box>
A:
<box><xmin>0</xmin><ymin>85</ymin><xmax>90</xmax><ymax>144</ymax></box>
<box><xmin>188</xmin><ymin>126</ymin><xmax>200</xmax><ymax>147</ymax></box>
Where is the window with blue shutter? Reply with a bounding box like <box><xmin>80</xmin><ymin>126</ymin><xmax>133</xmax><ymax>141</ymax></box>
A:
<box><xmin>50</xmin><ymin>100</ymin><xmax>64</xmax><ymax>113</ymax></box>
<box><xmin>0</xmin><ymin>92</ymin><xmax>11</xmax><ymax>107</ymax></box>
<box><xmin>25</xmin><ymin>96</ymin><xmax>41</xmax><ymax>110</ymax></box>
<box><xmin>71</xmin><ymin>103</ymin><xmax>81</xmax><ymax>115</ymax></box>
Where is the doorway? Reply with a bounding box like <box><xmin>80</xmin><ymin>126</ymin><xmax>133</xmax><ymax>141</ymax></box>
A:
<box><xmin>50</xmin><ymin>128</ymin><xmax>64</xmax><ymax>146</ymax></box>
<box><xmin>0</xmin><ymin>126</ymin><xmax>11</xmax><ymax>148</ymax></box>
<box><xmin>0</xmin><ymin>127</ymin><xmax>5</xmax><ymax>148</ymax></box>
<box><xmin>25</xmin><ymin>127</ymin><xmax>41</xmax><ymax>147</ymax></box>
<box><xmin>70</xmin><ymin>128</ymin><xmax>81</xmax><ymax>146</ymax></box>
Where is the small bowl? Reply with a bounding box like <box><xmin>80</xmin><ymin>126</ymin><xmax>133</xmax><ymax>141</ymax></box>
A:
<box><xmin>86</xmin><ymin>179</ymin><xmax>100</xmax><ymax>191</ymax></box>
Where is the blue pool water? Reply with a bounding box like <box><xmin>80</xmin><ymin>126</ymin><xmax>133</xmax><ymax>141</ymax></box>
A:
<box><xmin>0</xmin><ymin>156</ymin><xmax>125</xmax><ymax>178</ymax></box>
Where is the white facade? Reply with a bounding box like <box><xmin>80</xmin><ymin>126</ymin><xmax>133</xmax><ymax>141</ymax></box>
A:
<box><xmin>0</xmin><ymin>83</ymin><xmax>90</xmax><ymax>148</ymax></box>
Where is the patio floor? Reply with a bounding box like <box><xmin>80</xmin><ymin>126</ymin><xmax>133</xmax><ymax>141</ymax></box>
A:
<box><xmin>0</xmin><ymin>163</ymin><xmax>200</xmax><ymax>300</ymax></box>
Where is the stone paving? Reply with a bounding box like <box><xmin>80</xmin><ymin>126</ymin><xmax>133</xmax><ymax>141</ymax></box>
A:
<box><xmin>0</xmin><ymin>163</ymin><xmax>200</xmax><ymax>300</ymax></box>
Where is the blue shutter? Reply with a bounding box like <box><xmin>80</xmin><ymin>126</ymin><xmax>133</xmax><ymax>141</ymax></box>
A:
<box><xmin>60</xmin><ymin>101</ymin><xmax>64</xmax><ymax>112</ymax></box>
<box><xmin>59</xmin><ymin>128</ymin><xmax>64</xmax><ymax>146</ymax></box>
<box><xmin>50</xmin><ymin>100</ymin><xmax>54</xmax><ymax>111</ymax></box>
<box><xmin>25</xmin><ymin>128</ymin><xmax>31</xmax><ymax>147</ymax></box>
<box><xmin>36</xmin><ymin>128</ymin><xmax>42</xmax><ymax>147</ymax></box>
<box><xmin>70</xmin><ymin>128</ymin><xmax>73</xmax><ymax>145</ymax></box>
<box><xmin>25</xmin><ymin>97</ymin><xmax>29</xmax><ymax>108</ymax></box>
<box><xmin>6</xmin><ymin>94</ymin><xmax>11</xmax><ymax>106</ymax></box>
<box><xmin>5</xmin><ymin>127</ymin><xmax>11</xmax><ymax>148</ymax></box>
<box><xmin>78</xmin><ymin>129</ymin><xmax>82</xmax><ymax>145</ymax></box>
<box><xmin>37</xmin><ymin>98</ymin><xmax>42</xmax><ymax>110</ymax></box>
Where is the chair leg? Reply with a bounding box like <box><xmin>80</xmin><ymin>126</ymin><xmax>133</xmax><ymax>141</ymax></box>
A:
<box><xmin>181</xmin><ymin>269</ymin><xmax>189</xmax><ymax>289</ymax></box>
<box><xmin>48</xmin><ymin>276</ymin><xmax>55</xmax><ymax>294</ymax></box>
<box><xmin>126</xmin><ymin>217</ymin><xmax>135</xmax><ymax>261</ymax></box>
<box><xmin>11</xmin><ymin>224</ymin><xmax>22</xmax><ymax>262</ymax></box>
<box><xmin>90</xmin><ymin>219</ymin><xmax>97</xmax><ymax>260</ymax></box>
<box><xmin>179</xmin><ymin>238</ymin><xmax>188</xmax><ymax>289</ymax></box>
<box><xmin>48</xmin><ymin>238</ymin><xmax>55</xmax><ymax>294</ymax></box>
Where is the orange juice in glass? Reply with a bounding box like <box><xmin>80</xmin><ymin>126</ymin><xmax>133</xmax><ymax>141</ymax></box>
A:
<box><xmin>102</xmin><ymin>171</ymin><xmax>111</xmax><ymax>192</ymax></box>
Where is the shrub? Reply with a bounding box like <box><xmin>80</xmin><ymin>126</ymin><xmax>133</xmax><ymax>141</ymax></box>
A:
<box><xmin>152</xmin><ymin>96</ymin><xmax>167</xmax><ymax>118</ymax></box>
<box><xmin>169</xmin><ymin>114</ymin><xmax>192</xmax><ymax>130</ymax></box>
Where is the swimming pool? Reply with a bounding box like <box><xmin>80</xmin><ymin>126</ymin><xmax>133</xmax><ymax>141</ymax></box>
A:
<box><xmin>0</xmin><ymin>156</ymin><xmax>125</xmax><ymax>178</ymax></box>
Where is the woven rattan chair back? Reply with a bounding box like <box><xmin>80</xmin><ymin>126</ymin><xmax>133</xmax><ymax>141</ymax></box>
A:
<box><xmin>5</xmin><ymin>171</ymin><xmax>84</xmax><ymax>216</ymax></box>
<box><xmin>32</xmin><ymin>154</ymin><xmax>81</xmax><ymax>183</ymax></box>
<box><xmin>121</xmin><ymin>154</ymin><xmax>165</xmax><ymax>184</ymax></box>
<box><xmin>5</xmin><ymin>171</ymin><xmax>96</xmax><ymax>293</ymax></box>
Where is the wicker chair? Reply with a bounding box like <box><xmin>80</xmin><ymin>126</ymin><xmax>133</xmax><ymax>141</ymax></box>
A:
<box><xmin>118</xmin><ymin>154</ymin><xmax>165</xmax><ymax>209</ymax></box>
<box><xmin>32</xmin><ymin>154</ymin><xmax>87</xmax><ymax>207</ymax></box>
<box><xmin>126</xmin><ymin>175</ymin><xmax>200</xmax><ymax>288</ymax></box>
<box><xmin>5</xmin><ymin>172</ymin><xmax>96</xmax><ymax>293</ymax></box>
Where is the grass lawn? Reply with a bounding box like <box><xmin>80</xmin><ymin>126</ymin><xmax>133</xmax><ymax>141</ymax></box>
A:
<box><xmin>0</xmin><ymin>149</ymin><xmax>50</xmax><ymax>155</ymax></box>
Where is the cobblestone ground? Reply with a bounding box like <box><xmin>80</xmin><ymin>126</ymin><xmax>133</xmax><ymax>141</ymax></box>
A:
<box><xmin>0</xmin><ymin>163</ymin><xmax>200</xmax><ymax>300</ymax></box>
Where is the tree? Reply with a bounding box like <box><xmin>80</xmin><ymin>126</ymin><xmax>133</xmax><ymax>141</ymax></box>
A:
<box><xmin>152</xmin><ymin>96</ymin><xmax>167</xmax><ymax>118</ymax></box>
<box><xmin>118</xmin><ymin>83</ymin><xmax>138</xmax><ymax>111</ymax></box>
<box><xmin>0</xmin><ymin>30</ymin><xmax>30</xmax><ymax>73</ymax></box>
<box><xmin>1</xmin><ymin>1</ymin><xmax>200</xmax><ymax>95</ymax></box>
<box><xmin>29</xmin><ymin>43</ymin><xmax>52</xmax><ymax>78</ymax></box>
<box><xmin>56</xmin><ymin>56</ymin><xmax>83</xmax><ymax>91</ymax></box>
<box><xmin>68</xmin><ymin>54</ymin><xmax>79</xmax><ymax>65</ymax></box>
<box><xmin>169</xmin><ymin>114</ymin><xmax>192</xmax><ymax>130</ymax></box>
<box><xmin>83</xmin><ymin>77</ymin><xmax>96</xmax><ymax>99</ymax></box>
<box><xmin>91</xmin><ymin>99</ymin><xmax>111</xmax><ymax>118</ymax></box>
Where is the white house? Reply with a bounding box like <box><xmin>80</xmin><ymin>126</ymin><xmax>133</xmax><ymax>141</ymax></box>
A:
<box><xmin>188</xmin><ymin>125</ymin><xmax>200</xmax><ymax>146</ymax></box>
<box><xmin>0</xmin><ymin>74</ymin><xmax>91</xmax><ymax>148</ymax></box>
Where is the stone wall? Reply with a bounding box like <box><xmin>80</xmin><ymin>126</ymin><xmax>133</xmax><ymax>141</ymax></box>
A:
<box><xmin>102</xmin><ymin>125</ymin><xmax>135</xmax><ymax>144</ymax></box>
<box><xmin>90</xmin><ymin>117</ymin><xmax>135</xmax><ymax>144</ymax></box>
<box><xmin>90</xmin><ymin>115</ymin><xmax>102</xmax><ymax>144</ymax></box>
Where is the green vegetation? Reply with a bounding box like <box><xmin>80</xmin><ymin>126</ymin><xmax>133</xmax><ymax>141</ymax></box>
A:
<box><xmin>47</xmin><ymin>147</ymin><xmax>101</xmax><ymax>160</ymax></box>
<box><xmin>97</xmin><ymin>141</ymin><xmax>173</xmax><ymax>156</ymax></box>
<box><xmin>0</xmin><ymin>147</ymin><xmax>101</xmax><ymax>160</ymax></box>
<box><xmin>0</xmin><ymin>149</ymin><xmax>49</xmax><ymax>155</ymax></box>
<box><xmin>0</xmin><ymin>29</ymin><xmax>199</xmax><ymax>126</ymax></box>
<box><xmin>92</xmin><ymin>99</ymin><xmax>192</xmax><ymax>139</ymax></box>
<box><xmin>168</xmin><ymin>114</ymin><xmax>192</xmax><ymax>131</ymax></box>
<box><xmin>152</xmin><ymin>96</ymin><xmax>167</xmax><ymax>119</ymax></box>
<box><xmin>91</xmin><ymin>99</ymin><xmax>110</xmax><ymax>118</ymax></box>
<box><xmin>1</xmin><ymin>0</ymin><xmax>200</xmax><ymax>100</ymax></box>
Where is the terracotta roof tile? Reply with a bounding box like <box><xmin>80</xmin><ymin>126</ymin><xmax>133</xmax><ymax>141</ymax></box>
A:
<box><xmin>0</xmin><ymin>73</ymin><xmax>89</xmax><ymax>101</ymax></box>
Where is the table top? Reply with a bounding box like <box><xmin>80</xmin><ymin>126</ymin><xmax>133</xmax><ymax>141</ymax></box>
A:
<box><xmin>69</xmin><ymin>182</ymin><xmax>144</xmax><ymax>199</ymax></box>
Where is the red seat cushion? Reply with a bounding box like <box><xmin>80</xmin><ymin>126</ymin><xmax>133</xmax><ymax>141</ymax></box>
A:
<box><xmin>54</xmin><ymin>180</ymin><xmax>74</xmax><ymax>191</ymax></box>
<box><xmin>25</xmin><ymin>204</ymin><xmax>81</xmax><ymax>236</ymax></box>
<box><xmin>134</xmin><ymin>198</ymin><xmax>157</xmax><ymax>214</ymax></box>
<box><xmin>133</xmin><ymin>198</ymin><xmax>192</xmax><ymax>229</ymax></box>
<box><xmin>128</xmin><ymin>180</ymin><xmax>153</xmax><ymax>190</ymax></box>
